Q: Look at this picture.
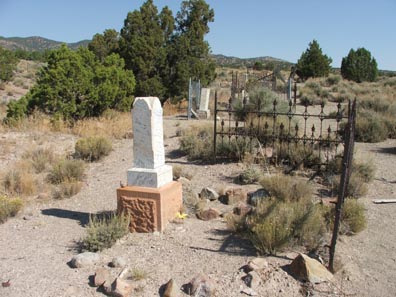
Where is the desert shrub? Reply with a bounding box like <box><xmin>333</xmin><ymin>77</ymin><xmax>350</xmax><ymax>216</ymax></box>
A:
<box><xmin>329</xmin><ymin>173</ymin><xmax>368</xmax><ymax>198</ymax></box>
<box><xmin>276</xmin><ymin>144</ymin><xmax>321</xmax><ymax>170</ymax></box>
<box><xmin>173</xmin><ymin>165</ymin><xmax>183</xmax><ymax>180</ymax></box>
<box><xmin>260</xmin><ymin>175</ymin><xmax>312</xmax><ymax>202</ymax></box>
<box><xmin>245</xmin><ymin>198</ymin><xmax>326</xmax><ymax>255</ymax></box>
<box><xmin>2</xmin><ymin>169</ymin><xmax>36</xmax><ymax>196</ymax></box>
<box><xmin>353</xmin><ymin>160</ymin><xmax>375</xmax><ymax>183</ymax></box>
<box><xmin>0</xmin><ymin>196</ymin><xmax>23</xmax><ymax>223</ymax></box>
<box><xmin>75</xmin><ymin>136</ymin><xmax>112</xmax><ymax>162</ymax></box>
<box><xmin>341</xmin><ymin>198</ymin><xmax>367</xmax><ymax>234</ymax></box>
<box><xmin>47</xmin><ymin>159</ymin><xmax>85</xmax><ymax>184</ymax></box>
<box><xmin>179</xmin><ymin>125</ymin><xmax>214</xmax><ymax>161</ymax></box>
<box><xmin>238</xmin><ymin>166</ymin><xmax>263</xmax><ymax>184</ymax></box>
<box><xmin>80</xmin><ymin>213</ymin><xmax>129</xmax><ymax>252</ymax></box>
<box><xmin>353</xmin><ymin>112</ymin><xmax>388</xmax><ymax>142</ymax></box>
<box><xmin>326</xmin><ymin>74</ymin><xmax>341</xmax><ymax>86</ymax></box>
<box><xmin>52</xmin><ymin>181</ymin><xmax>83</xmax><ymax>199</ymax></box>
<box><xmin>22</xmin><ymin>148</ymin><xmax>55</xmax><ymax>173</ymax></box>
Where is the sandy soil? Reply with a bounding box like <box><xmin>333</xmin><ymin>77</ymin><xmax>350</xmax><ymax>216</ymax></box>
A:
<box><xmin>0</xmin><ymin>117</ymin><xmax>395</xmax><ymax>297</ymax></box>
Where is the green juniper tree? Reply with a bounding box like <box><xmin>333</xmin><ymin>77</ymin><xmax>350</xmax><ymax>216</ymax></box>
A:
<box><xmin>341</xmin><ymin>48</ymin><xmax>378</xmax><ymax>82</ymax></box>
<box><xmin>296</xmin><ymin>40</ymin><xmax>332</xmax><ymax>80</ymax></box>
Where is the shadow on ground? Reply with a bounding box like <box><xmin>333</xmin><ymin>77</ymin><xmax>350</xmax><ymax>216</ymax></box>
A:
<box><xmin>41</xmin><ymin>208</ymin><xmax>115</xmax><ymax>227</ymax></box>
<box><xmin>372</xmin><ymin>146</ymin><xmax>396</xmax><ymax>155</ymax></box>
<box><xmin>189</xmin><ymin>228</ymin><xmax>256</xmax><ymax>257</ymax></box>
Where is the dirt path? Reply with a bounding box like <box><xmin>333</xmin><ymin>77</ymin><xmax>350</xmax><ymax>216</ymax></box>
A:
<box><xmin>0</xmin><ymin>119</ymin><xmax>395</xmax><ymax>297</ymax></box>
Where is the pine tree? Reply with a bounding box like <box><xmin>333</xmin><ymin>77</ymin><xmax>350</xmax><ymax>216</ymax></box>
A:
<box><xmin>296</xmin><ymin>40</ymin><xmax>332</xmax><ymax>80</ymax></box>
<box><xmin>119</xmin><ymin>0</ymin><xmax>166</xmax><ymax>98</ymax></box>
<box><xmin>88</xmin><ymin>29</ymin><xmax>119</xmax><ymax>62</ymax></box>
<box><xmin>341</xmin><ymin>48</ymin><xmax>378</xmax><ymax>82</ymax></box>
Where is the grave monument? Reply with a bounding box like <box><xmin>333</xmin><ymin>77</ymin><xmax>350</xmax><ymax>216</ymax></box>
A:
<box><xmin>197</xmin><ymin>88</ymin><xmax>211</xmax><ymax>119</ymax></box>
<box><xmin>117</xmin><ymin>97</ymin><xmax>182</xmax><ymax>232</ymax></box>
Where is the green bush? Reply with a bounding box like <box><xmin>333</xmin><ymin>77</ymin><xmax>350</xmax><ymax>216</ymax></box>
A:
<box><xmin>326</xmin><ymin>74</ymin><xmax>342</xmax><ymax>86</ymax></box>
<box><xmin>47</xmin><ymin>159</ymin><xmax>85</xmax><ymax>184</ymax></box>
<box><xmin>341</xmin><ymin>198</ymin><xmax>367</xmax><ymax>234</ymax></box>
<box><xmin>0</xmin><ymin>196</ymin><xmax>23</xmax><ymax>223</ymax></box>
<box><xmin>353</xmin><ymin>112</ymin><xmax>388</xmax><ymax>143</ymax></box>
<box><xmin>330</xmin><ymin>173</ymin><xmax>368</xmax><ymax>198</ymax></box>
<box><xmin>80</xmin><ymin>213</ymin><xmax>130</xmax><ymax>252</ymax></box>
<box><xmin>245</xmin><ymin>198</ymin><xmax>326</xmax><ymax>255</ymax></box>
<box><xmin>179</xmin><ymin>125</ymin><xmax>214</xmax><ymax>161</ymax></box>
<box><xmin>238</xmin><ymin>166</ymin><xmax>263</xmax><ymax>184</ymax></box>
<box><xmin>75</xmin><ymin>136</ymin><xmax>112</xmax><ymax>162</ymax></box>
<box><xmin>260</xmin><ymin>175</ymin><xmax>312</xmax><ymax>202</ymax></box>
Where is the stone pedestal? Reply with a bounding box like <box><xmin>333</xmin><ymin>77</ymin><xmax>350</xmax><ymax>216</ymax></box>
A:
<box><xmin>127</xmin><ymin>165</ymin><xmax>173</xmax><ymax>188</ymax></box>
<box><xmin>117</xmin><ymin>181</ymin><xmax>182</xmax><ymax>232</ymax></box>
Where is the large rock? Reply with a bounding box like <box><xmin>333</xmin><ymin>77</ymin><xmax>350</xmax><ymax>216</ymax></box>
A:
<box><xmin>110</xmin><ymin>277</ymin><xmax>133</xmax><ymax>297</ymax></box>
<box><xmin>219</xmin><ymin>188</ymin><xmax>247</xmax><ymax>205</ymax></box>
<box><xmin>247</xmin><ymin>257</ymin><xmax>269</xmax><ymax>272</ymax></box>
<box><xmin>163</xmin><ymin>278</ymin><xmax>179</xmax><ymax>297</ymax></box>
<box><xmin>247</xmin><ymin>189</ymin><xmax>270</xmax><ymax>206</ymax></box>
<box><xmin>200</xmin><ymin>187</ymin><xmax>219</xmax><ymax>201</ymax></box>
<box><xmin>70</xmin><ymin>252</ymin><xmax>100</xmax><ymax>268</ymax></box>
<box><xmin>109</xmin><ymin>257</ymin><xmax>127</xmax><ymax>268</ymax></box>
<box><xmin>187</xmin><ymin>274</ymin><xmax>216</xmax><ymax>296</ymax></box>
<box><xmin>242</xmin><ymin>270</ymin><xmax>262</xmax><ymax>289</ymax></box>
<box><xmin>94</xmin><ymin>268</ymin><xmax>111</xmax><ymax>287</ymax></box>
<box><xmin>289</xmin><ymin>253</ymin><xmax>333</xmax><ymax>284</ymax></box>
<box><xmin>196</xmin><ymin>208</ymin><xmax>220</xmax><ymax>221</ymax></box>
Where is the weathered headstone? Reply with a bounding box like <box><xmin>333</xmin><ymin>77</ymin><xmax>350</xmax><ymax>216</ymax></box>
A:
<box><xmin>127</xmin><ymin>97</ymin><xmax>173</xmax><ymax>188</ymax></box>
<box><xmin>197</xmin><ymin>88</ymin><xmax>211</xmax><ymax>119</ymax></box>
<box><xmin>117</xmin><ymin>97</ymin><xmax>182</xmax><ymax>233</ymax></box>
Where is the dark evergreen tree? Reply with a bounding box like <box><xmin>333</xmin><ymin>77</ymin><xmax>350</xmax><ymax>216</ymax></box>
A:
<box><xmin>167</xmin><ymin>0</ymin><xmax>216</xmax><ymax>100</ymax></box>
<box><xmin>341</xmin><ymin>48</ymin><xmax>378</xmax><ymax>82</ymax></box>
<box><xmin>296</xmin><ymin>40</ymin><xmax>332</xmax><ymax>80</ymax></box>
<box><xmin>6</xmin><ymin>45</ymin><xmax>135</xmax><ymax>121</ymax></box>
<box><xmin>119</xmin><ymin>0</ymin><xmax>166</xmax><ymax>98</ymax></box>
<box><xmin>88</xmin><ymin>29</ymin><xmax>119</xmax><ymax>62</ymax></box>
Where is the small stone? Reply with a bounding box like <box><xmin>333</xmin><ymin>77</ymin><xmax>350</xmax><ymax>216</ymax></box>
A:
<box><xmin>247</xmin><ymin>258</ymin><xmax>269</xmax><ymax>271</ymax></box>
<box><xmin>70</xmin><ymin>252</ymin><xmax>100</xmax><ymax>268</ymax></box>
<box><xmin>289</xmin><ymin>253</ymin><xmax>333</xmax><ymax>284</ymax></box>
<box><xmin>110</xmin><ymin>277</ymin><xmax>133</xmax><ymax>297</ymax></box>
<box><xmin>163</xmin><ymin>279</ymin><xmax>179</xmax><ymax>297</ymax></box>
<box><xmin>196</xmin><ymin>208</ymin><xmax>220</xmax><ymax>221</ymax></box>
<box><xmin>242</xmin><ymin>271</ymin><xmax>262</xmax><ymax>289</ymax></box>
<box><xmin>109</xmin><ymin>257</ymin><xmax>127</xmax><ymax>268</ymax></box>
<box><xmin>187</xmin><ymin>274</ymin><xmax>216</xmax><ymax>297</ymax></box>
<box><xmin>200</xmin><ymin>187</ymin><xmax>219</xmax><ymax>201</ymax></box>
<box><xmin>94</xmin><ymin>268</ymin><xmax>111</xmax><ymax>287</ymax></box>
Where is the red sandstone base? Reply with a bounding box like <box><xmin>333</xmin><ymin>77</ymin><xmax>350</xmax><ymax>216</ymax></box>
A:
<box><xmin>116</xmin><ymin>181</ymin><xmax>182</xmax><ymax>233</ymax></box>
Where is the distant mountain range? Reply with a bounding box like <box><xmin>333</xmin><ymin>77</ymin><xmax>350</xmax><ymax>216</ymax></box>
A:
<box><xmin>0</xmin><ymin>36</ymin><xmax>90</xmax><ymax>51</ymax></box>
<box><xmin>0</xmin><ymin>35</ymin><xmax>292</xmax><ymax>68</ymax></box>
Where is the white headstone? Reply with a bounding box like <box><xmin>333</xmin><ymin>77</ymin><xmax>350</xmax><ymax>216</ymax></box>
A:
<box><xmin>199</xmin><ymin>88</ymin><xmax>210</xmax><ymax>111</ymax></box>
<box><xmin>127</xmin><ymin>97</ymin><xmax>173</xmax><ymax>188</ymax></box>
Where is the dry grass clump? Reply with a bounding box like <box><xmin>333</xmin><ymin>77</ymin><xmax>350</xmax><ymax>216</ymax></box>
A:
<box><xmin>47</xmin><ymin>159</ymin><xmax>85</xmax><ymax>184</ymax></box>
<box><xmin>238</xmin><ymin>166</ymin><xmax>263</xmax><ymax>184</ymax></box>
<box><xmin>80</xmin><ymin>213</ymin><xmax>129</xmax><ymax>252</ymax></box>
<box><xmin>260</xmin><ymin>175</ymin><xmax>312</xmax><ymax>202</ymax></box>
<box><xmin>2</xmin><ymin>169</ymin><xmax>37</xmax><ymax>196</ymax></box>
<box><xmin>52</xmin><ymin>181</ymin><xmax>83</xmax><ymax>199</ymax></box>
<box><xmin>340</xmin><ymin>198</ymin><xmax>367</xmax><ymax>234</ymax></box>
<box><xmin>22</xmin><ymin>148</ymin><xmax>55</xmax><ymax>173</ymax></box>
<box><xmin>74</xmin><ymin>136</ymin><xmax>112</xmax><ymax>162</ymax></box>
<box><xmin>179</xmin><ymin>124</ymin><xmax>214</xmax><ymax>161</ymax></box>
<box><xmin>0</xmin><ymin>196</ymin><xmax>23</xmax><ymax>223</ymax></box>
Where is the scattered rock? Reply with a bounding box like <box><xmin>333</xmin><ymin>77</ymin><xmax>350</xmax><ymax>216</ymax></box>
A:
<box><xmin>200</xmin><ymin>187</ymin><xmax>219</xmax><ymax>201</ymax></box>
<box><xmin>94</xmin><ymin>268</ymin><xmax>111</xmax><ymax>287</ymax></box>
<box><xmin>69</xmin><ymin>252</ymin><xmax>100</xmax><ymax>268</ymax></box>
<box><xmin>163</xmin><ymin>278</ymin><xmax>179</xmax><ymax>297</ymax></box>
<box><xmin>219</xmin><ymin>188</ymin><xmax>247</xmax><ymax>205</ymax></box>
<box><xmin>289</xmin><ymin>253</ymin><xmax>333</xmax><ymax>284</ymax></box>
<box><xmin>109</xmin><ymin>257</ymin><xmax>127</xmax><ymax>268</ymax></box>
<box><xmin>110</xmin><ymin>277</ymin><xmax>133</xmax><ymax>297</ymax></box>
<box><xmin>37</xmin><ymin>192</ymin><xmax>49</xmax><ymax>200</ymax></box>
<box><xmin>241</xmin><ymin>287</ymin><xmax>258</xmax><ymax>296</ymax></box>
<box><xmin>242</xmin><ymin>271</ymin><xmax>262</xmax><ymax>289</ymax></box>
<box><xmin>247</xmin><ymin>188</ymin><xmax>270</xmax><ymax>206</ymax></box>
<box><xmin>196</xmin><ymin>208</ymin><xmax>220</xmax><ymax>221</ymax></box>
<box><xmin>247</xmin><ymin>258</ymin><xmax>269</xmax><ymax>272</ymax></box>
<box><xmin>233</xmin><ymin>203</ymin><xmax>252</xmax><ymax>216</ymax></box>
<box><xmin>187</xmin><ymin>274</ymin><xmax>216</xmax><ymax>296</ymax></box>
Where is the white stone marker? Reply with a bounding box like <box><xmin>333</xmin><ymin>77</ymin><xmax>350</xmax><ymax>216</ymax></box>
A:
<box><xmin>198</xmin><ymin>88</ymin><xmax>211</xmax><ymax>118</ymax></box>
<box><xmin>127</xmin><ymin>97</ymin><xmax>173</xmax><ymax>188</ymax></box>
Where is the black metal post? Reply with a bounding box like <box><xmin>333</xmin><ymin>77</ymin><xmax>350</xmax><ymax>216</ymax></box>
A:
<box><xmin>329</xmin><ymin>99</ymin><xmax>356</xmax><ymax>272</ymax></box>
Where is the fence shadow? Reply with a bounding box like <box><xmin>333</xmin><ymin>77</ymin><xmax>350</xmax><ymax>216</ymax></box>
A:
<box><xmin>41</xmin><ymin>208</ymin><xmax>114</xmax><ymax>227</ymax></box>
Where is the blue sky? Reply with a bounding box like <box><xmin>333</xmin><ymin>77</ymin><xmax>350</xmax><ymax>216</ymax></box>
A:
<box><xmin>0</xmin><ymin>0</ymin><xmax>395</xmax><ymax>70</ymax></box>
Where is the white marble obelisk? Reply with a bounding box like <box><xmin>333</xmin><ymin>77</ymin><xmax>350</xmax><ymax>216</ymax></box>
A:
<box><xmin>127</xmin><ymin>97</ymin><xmax>173</xmax><ymax>188</ymax></box>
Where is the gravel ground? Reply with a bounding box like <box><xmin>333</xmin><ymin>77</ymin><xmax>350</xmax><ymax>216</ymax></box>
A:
<box><xmin>0</xmin><ymin>118</ymin><xmax>395</xmax><ymax>297</ymax></box>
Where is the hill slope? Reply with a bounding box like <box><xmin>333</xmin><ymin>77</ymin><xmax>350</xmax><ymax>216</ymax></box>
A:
<box><xmin>0</xmin><ymin>36</ymin><xmax>90</xmax><ymax>51</ymax></box>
